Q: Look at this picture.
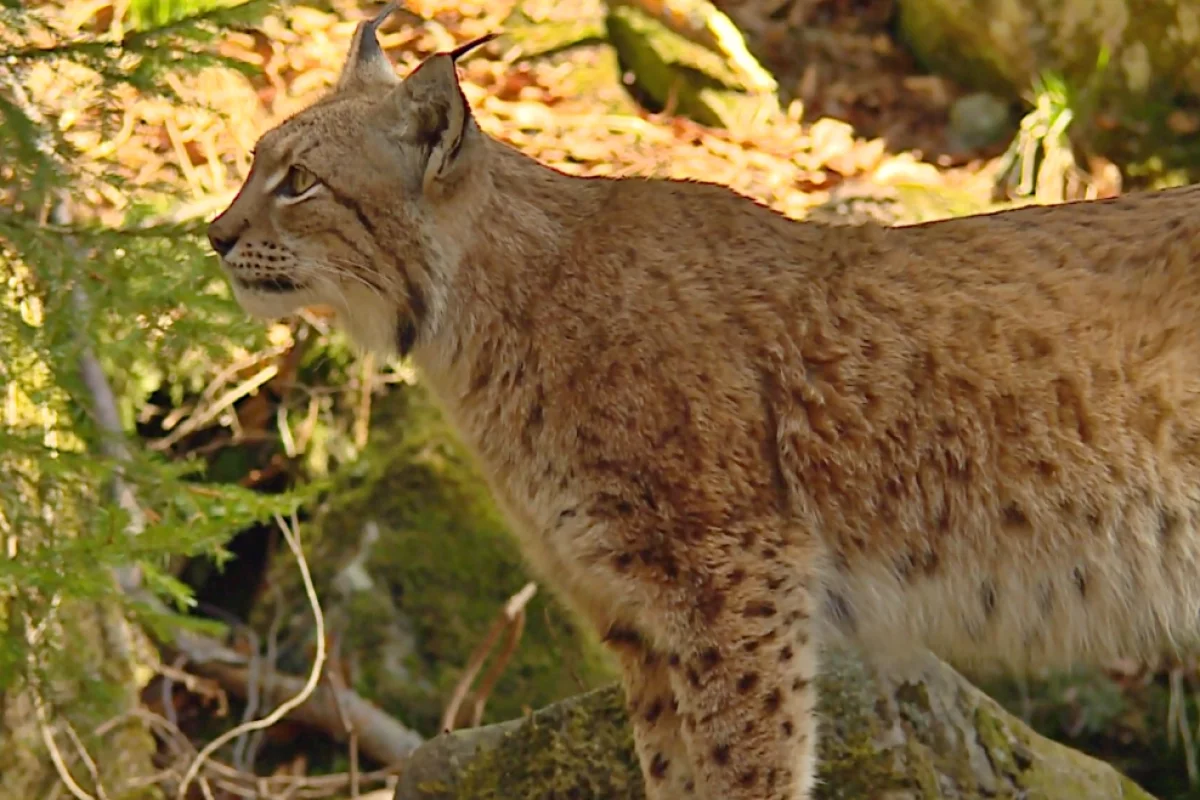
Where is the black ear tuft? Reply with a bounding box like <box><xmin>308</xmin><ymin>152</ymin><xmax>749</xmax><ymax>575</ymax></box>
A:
<box><xmin>448</xmin><ymin>32</ymin><xmax>500</xmax><ymax>63</ymax></box>
<box><xmin>336</xmin><ymin>2</ymin><xmax>402</xmax><ymax>92</ymax></box>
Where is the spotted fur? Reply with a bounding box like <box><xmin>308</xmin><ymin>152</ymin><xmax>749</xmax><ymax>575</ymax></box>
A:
<box><xmin>208</xmin><ymin>7</ymin><xmax>1200</xmax><ymax>798</ymax></box>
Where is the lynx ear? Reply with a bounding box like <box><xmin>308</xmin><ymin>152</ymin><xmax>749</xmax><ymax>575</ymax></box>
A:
<box><xmin>336</xmin><ymin>3</ymin><xmax>400</xmax><ymax>93</ymax></box>
<box><xmin>383</xmin><ymin>33</ymin><xmax>498</xmax><ymax>195</ymax></box>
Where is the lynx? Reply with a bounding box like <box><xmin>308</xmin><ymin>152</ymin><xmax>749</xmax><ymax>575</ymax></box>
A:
<box><xmin>207</xmin><ymin>5</ymin><xmax>1200</xmax><ymax>797</ymax></box>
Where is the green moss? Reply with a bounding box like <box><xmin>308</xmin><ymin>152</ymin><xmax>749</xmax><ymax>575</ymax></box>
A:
<box><xmin>974</xmin><ymin>703</ymin><xmax>1019</xmax><ymax>778</ymax></box>
<box><xmin>813</xmin><ymin>652</ymin><xmax>911</xmax><ymax>795</ymax></box>
<box><xmin>455</xmin><ymin>685</ymin><xmax>643</xmax><ymax>800</ymax></box>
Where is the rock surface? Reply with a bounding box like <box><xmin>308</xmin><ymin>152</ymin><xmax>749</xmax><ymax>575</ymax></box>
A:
<box><xmin>394</xmin><ymin>648</ymin><xmax>1156</xmax><ymax>800</ymax></box>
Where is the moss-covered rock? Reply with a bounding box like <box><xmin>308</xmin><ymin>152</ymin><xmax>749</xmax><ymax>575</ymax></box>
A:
<box><xmin>896</xmin><ymin>0</ymin><xmax>1200</xmax><ymax>115</ymax></box>
<box><xmin>260</xmin><ymin>383</ymin><xmax>616</xmax><ymax>738</ymax></box>
<box><xmin>604</xmin><ymin>4</ymin><xmax>778</xmax><ymax>130</ymax></box>
<box><xmin>394</xmin><ymin>648</ymin><xmax>1157</xmax><ymax>799</ymax></box>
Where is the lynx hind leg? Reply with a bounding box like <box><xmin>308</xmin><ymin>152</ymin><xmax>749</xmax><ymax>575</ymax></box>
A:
<box><xmin>667</xmin><ymin>561</ymin><xmax>820</xmax><ymax>800</ymax></box>
<box><xmin>603</xmin><ymin>631</ymin><xmax>697</xmax><ymax>798</ymax></box>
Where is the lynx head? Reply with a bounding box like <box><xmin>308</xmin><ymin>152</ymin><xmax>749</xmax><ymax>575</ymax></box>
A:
<box><xmin>207</xmin><ymin>3</ymin><xmax>498</xmax><ymax>355</ymax></box>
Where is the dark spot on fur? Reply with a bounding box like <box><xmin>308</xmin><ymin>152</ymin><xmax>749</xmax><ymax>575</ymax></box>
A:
<box><xmin>782</xmin><ymin>719</ymin><xmax>795</xmax><ymax>737</ymax></box>
<box><xmin>727</xmin><ymin>568</ymin><xmax>746</xmax><ymax>587</ymax></box>
<box><xmin>396</xmin><ymin>320</ymin><xmax>417</xmax><ymax>357</ymax></box>
<box><xmin>766</xmin><ymin>575</ymin><xmax>786</xmax><ymax>590</ymax></box>
<box><xmin>743</xmin><ymin>639</ymin><xmax>760</xmax><ymax>653</ymax></box>
<box><xmin>712</xmin><ymin>744</ymin><xmax>730</xmax><ymax>765</ymax></box>
<box><xmin>743</xmin><ymin>720</ymin><xmax>755</xmax><ymax>734</ymax></box>
<box><xmin>1073</xmin><ymin>566</ymin><xmax>1087</xmax><ymax>598</ymax></box>
<box><xmin>699</xmin><ymin>647</ymin><xmax>721</xmax><ymax>670</ymax></box>
<box><xmin>791</xmin><ymin>677</ymin><xmax>809</xmax><ymax>692</ymax></box>
<box><xmin>825</xmin><ymin>591</ymin><xmax>856</xmax><ymax>633</ymax></box>
<box><xmin>765</xmin><ymin>687</ymin><xmax>782</xmax><ymax>713</ymax></box>
<box><xmin>683</xmin><ymin>780</ymin><xmax>695</xmax><ymax>793</ymax></box>
<box><xmin>737</xmin><ymin>672</ymin><xmax>759</xmax><ymax>693</ymax></box>
<box><xmin>524</xmin><ymin>402</ymin><xmax>543</xmax><ymax>438</ymax></box>
<box><xmin>744</xmin><ymin>601</ymin><xmax>777</xmax><ymax>618</ymax></box>
<box><xmin>1002</xmin><ymin>502</ymin><xmax>1030</xmax><ymax>531</ymax></box>
<box><xmin>468</xmin><ymin>357</ymin><xmax>492</xmax><ymax>395</ymax></box>
<box><xmin>643</xmin><ymin>698</ymin><xmax>664</xmax><ymax>724</ymax></box>
<box><xmin>981</xmin><ymin>581</ymin><xmax>997</xmax><ymax>619</ymax></box>
<box><xmin>602</xmin><ymin>625</ymin><xmax>642</xmax><ymax>650</ymax></box>
<box><xmin>668</xmin><ymin>653</ymin><xmax>681</xmax><ymax>668</ymax></box>
<box><xmin>613</xmin><ymin>552</ymin><xmax>634</xmax><ymax>571</ymax></box>
<box><xmin>738</xmin><ymin>769</ymin><xmax>758</xmax><ymax>788</ymax></box>
<box><xmin>649</xmin><ymin>752</ymin><xmax>669</xmax><ymax>779</ymax></box>
<box><xmin>779</xmin><ymin>645</ymin><xmax>794</xmax><ymax>662</ymax></box>
<box><xmin>1160</xmin><ymin>509</ymin><xmax>1183</xmax><ymax>544</ymax></box>
<box><xmin>698</xmin><ymin>590</ymin><xmax>726</xmax><ymax>623</ymax></box>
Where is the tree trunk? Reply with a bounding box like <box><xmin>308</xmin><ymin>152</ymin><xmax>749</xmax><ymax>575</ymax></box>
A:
<box><xmin>394</xmin><ymin>648</ymin><xmax>1155</xmax><ymax>799</ymax></box>
<box><xmin>0</xmin><ymin>599</ymin><xmax>158</xmax><ymax>800</ymax></box>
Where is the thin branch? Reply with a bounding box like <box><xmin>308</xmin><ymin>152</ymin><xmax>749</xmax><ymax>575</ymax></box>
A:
<box><xmin>177</xmin><ymin>512</ymin><xmax>325</xmax><ymax>799</ymax></box>
<box><xmin>35</xmin><ymin>694</ymin><xmax>97</xmax><ymax>800</ymax></box>
<box><xmin>192</xmin><ymin>659</ymin><xmax>423</xmax><ymax>765</ymax></box>
<box><xmin>470</xmin><ymin>606</ymin><xmax>526</xmax><ymax>728</ymax></box>
<box><xmin>150</xmin><ymin>364</ymin><xmax>279</xmax><ymax>451</ymax></box>
<box><xmin>353</xmin><ymin>352</ymin><xmax>375</xmax><ymax>450</ymax></box>
<box><xmin>322</xmin><ymin>633</ymin><xmax>361</xmax><ymax>797</ymax></box>
<box><xmin>62</xmin><ymin>721</ymin><xmax>110</xmax><ymax>800</ymax></box>
<box><xmin>440</xmin><ymin>582</ymin><xmax>537</xmax><ymax>733</ymax></box>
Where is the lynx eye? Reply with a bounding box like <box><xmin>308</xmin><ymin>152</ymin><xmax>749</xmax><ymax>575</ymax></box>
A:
<box><xmin>277</xmin><ymin>165</ymin><xmax>319</xmax><ymax>199</ymax></box>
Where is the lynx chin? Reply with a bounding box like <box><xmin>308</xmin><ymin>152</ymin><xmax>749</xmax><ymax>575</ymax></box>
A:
<box><xmin>208</xmin><ymin>5</ymin><xmax>1200</xmax><ymax>797</ymax></box>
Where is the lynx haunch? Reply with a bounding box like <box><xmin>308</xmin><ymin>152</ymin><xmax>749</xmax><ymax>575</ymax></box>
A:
<box><xmin>208</xmin><ymin>6</ymin><xmax>1200</xmax><ymax>797</ymax></box>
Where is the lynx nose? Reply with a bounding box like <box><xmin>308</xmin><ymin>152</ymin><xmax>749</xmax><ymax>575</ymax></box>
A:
<box><xmin>208</xmin><ymin>228</ymin><xmax>239</xmax><ymax>258</ymax></box>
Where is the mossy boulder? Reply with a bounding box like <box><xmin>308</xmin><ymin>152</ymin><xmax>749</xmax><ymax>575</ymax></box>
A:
<box><xmin>604</xmin><ymin>4</ymin><xmax>778</xmax><ymax>130</ymax></box>
<box><xmin>260</xmin><ymin>382</ymin><xmax>616</xmax><ymax>738</ymax></box>
<box><xmin>896</xmin><ymin>0</ymin><xmax>1200</xmax><ymax>113</ymax></box>
<box><xmin>394</xmin><ymin>648</ymin><xmax>1156</xmax><ymax>799</ymax></box>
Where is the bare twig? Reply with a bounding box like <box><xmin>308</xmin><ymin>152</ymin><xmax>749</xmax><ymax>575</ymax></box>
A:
<box><xmin>95</xmin><ymin>708</ymin><xmax>402</xmax><ymax>799</ymax></box>
<box><xmin>61</xmin><ymin>722</ymin><xmax>109</xmax><ymax>800</ymax></box>
<box><xmin>469</xmin><ymin>605</ymin><xmax>527</xmax><ymax>728</ymax></box>
<box><xmin>353</xmin><ymin>352</ymin><xmax>375</xmax><ymax>450</ymax></box>
<box><xmin>322</xmin><ymin>632</ymin><xmax>361</xmax><ymax>797</ymax></box>
<box><xmin>246</xmin><ymin>585</ymin><xmax>289</xmax><ymax>768</ymax></box>
<box><xmin>35</xmin><ymin>693</ymin><xmax>99</xmax><ymax>800</ymax></box>
<box><xmin>193</xmin><ymin>658</ymin><xmax>423</xmax><ymax>766</ymax></box>
<box><xmin>177</xmin><ymin>512</ymin><xmax>325</xmax><ymax>799</ymax></box>
<box><xmin>151</xmin><ymin>364</ymin><xmax>279</xmax><ymax>451</ymax></box>
<box><xmin>440</xmin><ymin>582</ymin><xmax>537</xmax><ymax>733</ymax></box>
<box><xmin>159</xmin><ymin>344</ymin><xmax>290</xmax><ymax>433</ymax></box>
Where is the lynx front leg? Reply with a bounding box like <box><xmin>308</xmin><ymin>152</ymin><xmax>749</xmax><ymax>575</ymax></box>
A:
<box><xmin>603</xmin><ymin>630</ymin><xmax>697</xmax><ymax>798</ymax></box>
<box><xmin>667</xmin><ymin>566</ymin><xmax>820</xmax><ymax>800</ymax></box>
<box><xmin>587</xmin><ymin>526</ymin><xmax>822</xmax><ymax>800</ymax></box>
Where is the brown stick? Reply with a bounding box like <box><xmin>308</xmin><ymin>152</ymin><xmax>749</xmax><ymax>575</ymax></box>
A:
<box><xmin>192</xmin><ymin>660</ymin><xmax>423</xmax><ymax>766</ymax></box>
<box><xmin>440</xmin><ymin>582</ymin><xmax>538</xmax><ymax>733</ymax></box>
